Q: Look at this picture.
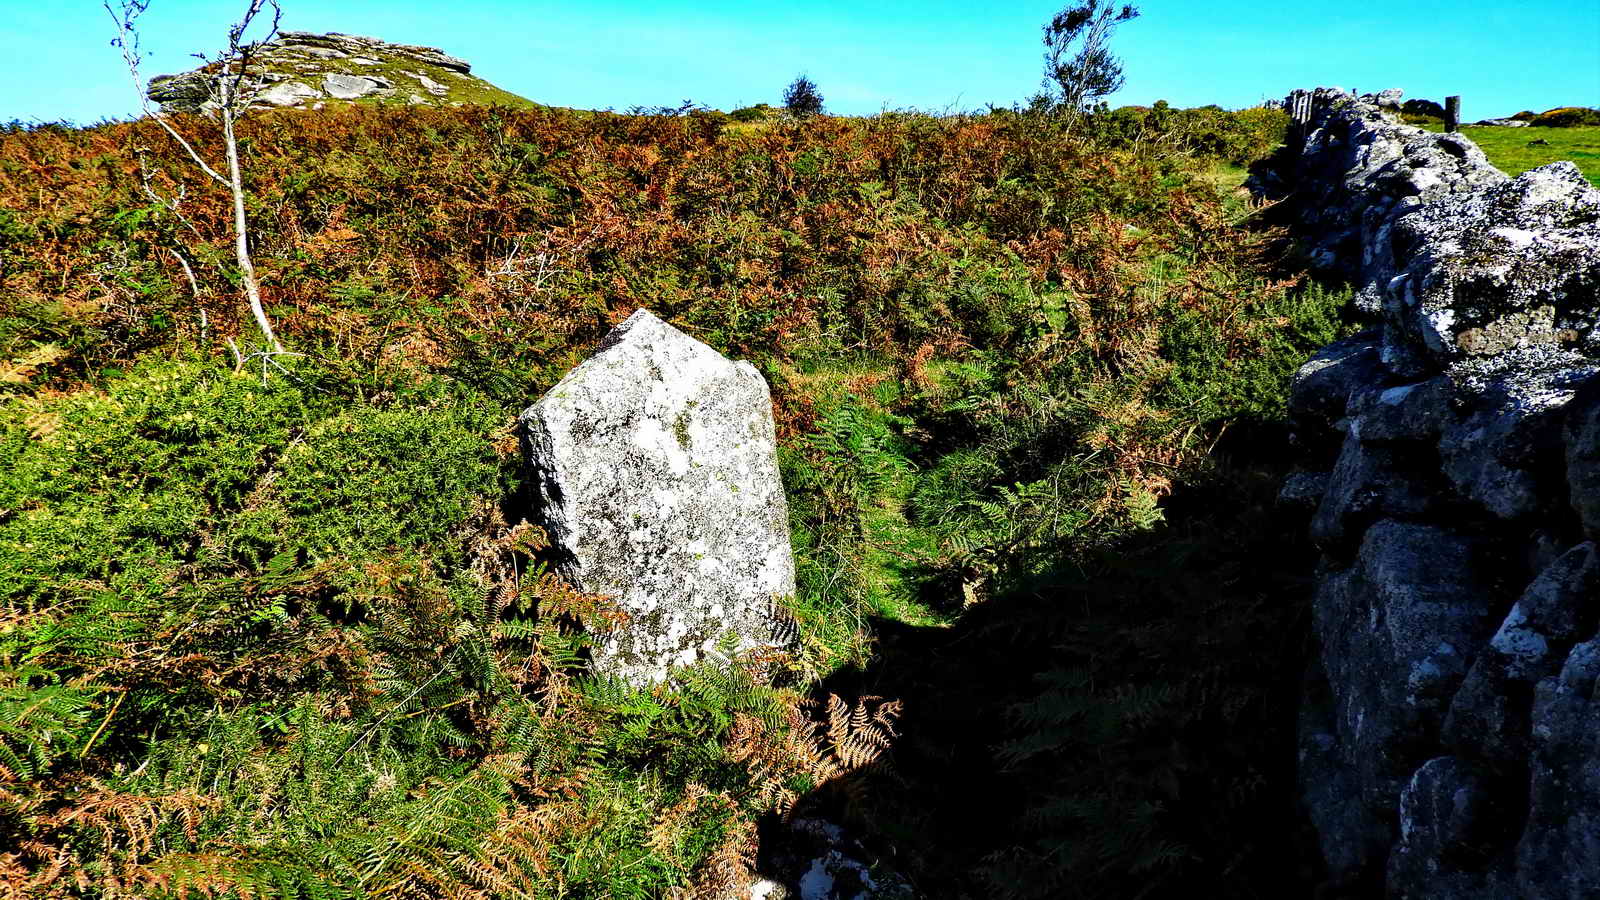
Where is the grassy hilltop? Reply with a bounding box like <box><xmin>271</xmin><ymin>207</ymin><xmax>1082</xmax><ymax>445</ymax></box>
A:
<box><xmin>0</xmin><ymin>90</ymin><xmax>1513</xmax><ymax>897</ymax></box>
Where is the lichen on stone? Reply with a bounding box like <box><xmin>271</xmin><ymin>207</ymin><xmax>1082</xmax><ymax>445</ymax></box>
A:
<box><xmin>520</xmin><ymin>309</ymin><xmax>796</xmax><ymax>683</ymax></box>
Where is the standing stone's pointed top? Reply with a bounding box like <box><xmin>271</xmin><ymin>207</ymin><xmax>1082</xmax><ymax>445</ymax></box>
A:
<box><xmin>620</xmin><ymin>307</ymin><xmax>663</xmax><ymax>327</ymax></box>
<box><xmin>521</xmin><ymin>308</ymin><xmax>795</xmax><ymax>683</ymax></box>
<box><xmin>594</xmin><ymin>308</ymin><xmax>697</xmax><ymax>354</ymax></box>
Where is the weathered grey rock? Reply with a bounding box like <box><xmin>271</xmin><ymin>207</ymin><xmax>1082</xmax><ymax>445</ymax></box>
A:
<box><xmin>520</xmin><ymin>309</ymin><xmax>796</xmax><ymax>683</ymax></box>
<box><xmin>1518</xmin><ymin>639</ymin><xmax>1600</xmax><ymax>899</ymax></box>
<box><xmin>1370</xmin><ymin>89</ymin><xmax>1405</xmax><ymax>111</ymax></box>
<box><xmin>412</xmin><ymin>73</ymin><xmax>449</xmax><ymax>95</ymax></box>
<box><xmin>1347</xmin><ymin>376</ymin><xmax>1453</xmax><ymax>444</ymax></box>
<box><xmin>1300</xmin><ymin>668</ymin><xmax>1393</xmax><ymax>879</ymax></box>
<box><xmin>1442</xmin><ymin>544</ymin><xmax>1600</xmax><ymax>763</ymax></box>
<box><xmin>1450</xmin><ymin>345</ymin><xmax>1598</xmax><ymax>397</ymax></box>
<box><xmin>1439</xmin><ymin>649</ymin><xmax>1526</xmax><ymax>767</ymax></box>
<box><xmin>284</xmin><ymin>44</ymin><xmax>348</xmax><ymax>59</ymax></box>
<box><xmin>1437</xmin><ymin>364</ymin><xmax>1592</xmax><ymax>520</ymax></box>
<box><xmin>257</xmin><ymin>80</ymin><xmax>323</xmax><ymax>107</ymax></box>
<box><xmin>149</xmin><ymin>69</ymin><xmax>330</xmax><ymax>113</ymax></box>
<box><xmin>1305</xmin><ymin>522</ymin><xmax>1499</xmax><ymax>879</ymax></box>
<box><xmin>1310</xmin><ymin>434</ymin><xmax>1440</xmax><ymax>549</ymax></box>
<box><xmin>1289</xmin><ymin>331</ymin><xmax>1387</xmax><ymax>453</ymax></box>
<box><xmin>1251</xmin><ymin>88</ymin><xmax>1507</xmax><ymax>314</ymax></box>
<box><xmin>1273</xmin><ymin>84</ymin><xmax>1600</xmax><ymax>896</ymax></box>
<box><xmin>147</xmin><ymin>31</ymin><xmax>508</xmax><ymax>113</ymax></box>
<box><xmin>1474</xmin><ymin>118</ymin><xmax>1530</xmax><ymax>128</ymax></box>
<box><xmin>147</xmin><ymin>71</ymin><xmax>212</xmax><ymax>112</ymax></box>
<box><xmin>277</xmin><ymin>31</ymin><xmax>472</xmax><ymax>73</ymax></box>
<box><xmin>394</xmin><ymin>43</ymin><xmax>472</xmax><ymax>73</ymax></box>
<box><xmin>1291</xmin><ymin>332</ymin><xmax>1386</xmax><ymax>422</ymax></box>
<box><xmin>1487</xmin><ymin>545</ymin><xmax>1600</xmax><ymax>670</ymax></box>
<box><xmin>1387</xmin><ymin>757</ymin><xmax>1500</xmax><ymax>896</ymax></box>
<box><xmin>321</xmin><ymin>73</ymin><xmax>384</xmax><ymax>99</ymax></box>
<box><xmin>1384</xmin><ymin>162</ymin><xmax>1600</xmax><ymax>371</ymax></box>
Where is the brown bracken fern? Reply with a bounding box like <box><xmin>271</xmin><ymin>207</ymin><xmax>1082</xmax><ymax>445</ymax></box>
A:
<box><xmin>728</xmin><ymin>693</ymin><xmax>903</xmax><ymax>824</ymax></box>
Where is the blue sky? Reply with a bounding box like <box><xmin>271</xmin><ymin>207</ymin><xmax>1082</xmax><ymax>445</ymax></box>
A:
<box><xmin>3</xmin><ymin>0</ymin><xmax>1597</xmax><ymax>124</ymax></box>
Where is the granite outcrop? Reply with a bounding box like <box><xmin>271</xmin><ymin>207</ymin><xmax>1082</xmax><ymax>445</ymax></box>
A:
<box><xmin>148</xmin><ymin>31</ymin><xmax>527</xmax><ymax>113</ymax></box>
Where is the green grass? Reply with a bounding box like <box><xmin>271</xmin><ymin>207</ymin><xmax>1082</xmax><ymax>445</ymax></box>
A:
<box><xmin>1426</xmin><ymin>123</ymin><xmax>1600</xmax><ymax>184</ymax></box>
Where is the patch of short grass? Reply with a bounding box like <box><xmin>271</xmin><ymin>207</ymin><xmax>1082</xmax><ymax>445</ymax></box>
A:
<box><xmin>1427</xmin><ymin>123</ymin><xmax>1600</xmax><ymax>184</ymax></box>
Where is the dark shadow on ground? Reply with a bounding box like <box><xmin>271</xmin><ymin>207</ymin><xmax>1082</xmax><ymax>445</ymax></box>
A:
<box><xmin>765</xmin><ymin>418</ymin><xmax>1333</xmax><ymax>899</ymax></box>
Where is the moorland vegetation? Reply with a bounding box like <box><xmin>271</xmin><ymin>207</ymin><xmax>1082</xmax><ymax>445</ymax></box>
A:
<box><xmin>2</xmin><ymin>45</ymin><xmax>1595</xmax><ymax>899</ymax></box>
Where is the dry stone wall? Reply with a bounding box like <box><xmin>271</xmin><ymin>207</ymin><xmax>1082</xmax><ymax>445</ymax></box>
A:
<box><xmin>1258</xmin><ymin>89</ymin><xmax>1600</xmax><ymax>897</ymax></box>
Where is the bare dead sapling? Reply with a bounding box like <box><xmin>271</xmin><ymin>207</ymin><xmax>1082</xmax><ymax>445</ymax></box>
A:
<box><xmin>106</xmin><ymin>0</ymin><xmax>289</xmax><ymax>363</ymax></box>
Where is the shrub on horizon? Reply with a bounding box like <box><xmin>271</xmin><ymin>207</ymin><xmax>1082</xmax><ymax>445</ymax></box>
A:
<box><xmin>783</xmin><ymin>75</ymin><xmax>824</xmax><ymax>118</ymax></box>
<box><xmin>1530</xmin><ymin>106</ymin><xmax>1600</xmax><ymax>128</ymax></box>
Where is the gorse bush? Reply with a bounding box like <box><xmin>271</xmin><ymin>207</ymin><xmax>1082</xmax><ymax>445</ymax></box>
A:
<box><xmin>0</xmin><ymin>358</ymin><xmax>802</xmax><ymax>897</ymax></box>
<box><xmin>1077</xmin><ymin>100</ymin><xmax>1288</xmax><ymax>166</ymax></box>
<box><xmin>728</xmin><ymin>104</ymin><xmax>776</xmax><ymax>123</ymax></box>
<box><xmin>0</xmin><ymin>100</ymin><xmax>1343</xmax><ymax>895</ymax></box>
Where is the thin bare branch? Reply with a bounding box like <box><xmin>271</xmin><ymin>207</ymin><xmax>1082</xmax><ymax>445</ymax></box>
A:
<box><xmin>166</xmin><ymin>247</ymin><xmax>202</xmax><ymax>302</ymax></box>
<box><xmin>104</xmin><ymin>1</ymin><xmax>230</xmax><ymax>186</ymax></box>
<box><xmin>108</xmin><ymin>0</ymin><xmax>288</xmax><ymax>356</ymax></box>
<box><xmin>133</xmin><ymin>147</ymin><xmax>202</xmax><ymax>237</ymax></box>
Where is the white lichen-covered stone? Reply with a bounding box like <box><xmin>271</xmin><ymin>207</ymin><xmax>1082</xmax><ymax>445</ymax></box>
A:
<box><xmin>1386</xmin><ymin>162</ymin><xmax>1600</xmax><ymax>373</ymax></box>
<box><xmin>322</xmin><ymin>73</ymin><xmax>384</xmax><ymax>99</ymax></box>
<box><xmin>256</xmin><ymin>80</ymin><xmax>323</xmax><ymax>107</ymax></box>
<box><xmin>521</xmin><ymin>309</ymin><xmax>795</xmax><ymax>683</ymax></box>
<box><xmin>411</xmin><ymin>73</ymin><xmax>449</xmax><ymax>96</ymax></box>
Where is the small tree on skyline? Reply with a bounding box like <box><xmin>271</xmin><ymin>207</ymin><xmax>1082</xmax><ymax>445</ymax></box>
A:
<box><xmin>783</xmin><ymin>75</ymin><xmax>824</xmax><ymax>118</ymax></box>
<box><xmin>1041</xmin><ymin>0</ymin><xmax>1140</xmax><ymax>126</ymax></box>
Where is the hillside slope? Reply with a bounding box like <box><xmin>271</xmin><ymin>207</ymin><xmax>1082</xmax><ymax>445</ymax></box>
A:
<box><xmin>0</xmin><ymin>101</ymin><xmax>1351</xmax><ymax>897</ymax></box>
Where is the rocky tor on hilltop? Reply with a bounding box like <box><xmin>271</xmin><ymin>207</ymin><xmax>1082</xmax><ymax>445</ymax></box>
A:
<box><xmin>146</xmin><ymin>30</ymin><xmax>533</xmax><ymax>113</ymax></box>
